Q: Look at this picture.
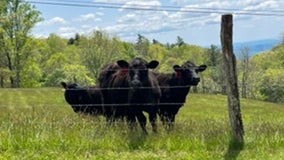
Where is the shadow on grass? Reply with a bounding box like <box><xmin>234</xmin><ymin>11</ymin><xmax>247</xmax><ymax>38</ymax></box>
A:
<box><xmin>224</xmin><ymin>137</ymin><xmax>244</xmax><ymax>160</ymax></box>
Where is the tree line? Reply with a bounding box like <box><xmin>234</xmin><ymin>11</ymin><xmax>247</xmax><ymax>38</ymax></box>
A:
<box><xmin>0</xmin><ymin>0</ymin><xmax>283</xmax><ymax>103</ymax></box>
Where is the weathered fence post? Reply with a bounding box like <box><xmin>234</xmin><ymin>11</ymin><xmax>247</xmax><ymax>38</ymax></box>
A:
<box><xmin>220</xmin><ymin>14</ymin><xmax>244</xmax><ymax>142</ymax></box>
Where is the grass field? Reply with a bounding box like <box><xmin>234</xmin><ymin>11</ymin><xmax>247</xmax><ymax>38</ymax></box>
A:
<box><xmin>0</xmin><ymin>88</ymin><xmax>283</xmax><ymax>159</ymax></box>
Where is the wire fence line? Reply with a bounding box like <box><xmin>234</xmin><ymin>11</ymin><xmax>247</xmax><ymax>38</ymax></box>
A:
<box><xmin>1</xmin><ymin>72</ymin><xmax>201</xmax><ymax>108</ymax></box>
<box><xmin>0</xmin><ymin>88</ymin><xmax>197</xmax><ymax>107</ymax></box>
<box><xmin>1</xmin><ymin>85</ymin><xmax>195</xmax><ymax>91</ymax></box>
<box><xmin>0</xmin><ymin>121</ymin><xmax>202</xmax><ymax>125</ymax></box>
<box><xmin>65</xmin><ymin>85</ymin><xmax>193</xmax><ymax>90</ymax></box>
<box><xmin>0</xmin><ymin>102</ymin><xmax>191</xmax><ymax>108</ymax></box>
<box><xmin>0</xmin><ymin>68</ymin><xmax>180</xmax><ymax>72</ymax></box>
<box><xmin>25</xmin><ymin>0</ymin><xmax>284</xmax><ymax>17</ymax></box>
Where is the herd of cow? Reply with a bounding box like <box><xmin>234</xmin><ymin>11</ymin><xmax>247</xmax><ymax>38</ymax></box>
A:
<box><xmin>61</xmin><ymin>57</ymin><xmax>207</xmax><ymax>134</ymax></box>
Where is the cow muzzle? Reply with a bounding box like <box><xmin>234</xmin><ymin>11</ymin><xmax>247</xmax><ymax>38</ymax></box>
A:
<box><xmin>191</xmin><ymin>77</ymin><xmax>200</xmax><ymax>86</ymax></box>
<box><xmin>131</xmin><ymin>80</ymin><xmax>142</xmax><ymax>89</ymax></box>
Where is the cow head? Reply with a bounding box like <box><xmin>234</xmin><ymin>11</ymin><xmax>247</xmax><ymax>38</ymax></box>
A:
<box><xmin>61</xmin><ymin>82</ymin><xmax>85</xmax><ymax>112</ymax></box>
<box><xmin>117</xmin><ymin>57</ymin><xmax>159</xmax><ymax>89</ymax></box>
<box><xmin>173</xmin><ymin>65</ymin><xmax>192</xmax><ymax>84</ymax></box>
<box><xmin>181</xmin><ymin>61</ymin><xmax>207</xmax><ymax>86</ymax></box>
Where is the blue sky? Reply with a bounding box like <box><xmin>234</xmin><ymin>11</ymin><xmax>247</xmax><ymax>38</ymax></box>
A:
<box><xmin>30</xmin><ymin>0</ymin><xmax>284</xmax><ymax>46</ymax></box>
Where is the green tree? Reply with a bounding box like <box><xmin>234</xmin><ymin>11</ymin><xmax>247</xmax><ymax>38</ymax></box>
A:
<box><xmin>204</xmin><ymin>45</ymin><xmax>226</xmax><ymax>94</ymax></box>
<box><xmin>249</xmin><ymin>42</ymin><xmax>284</xmax><ymax>103</ymax></box>
<box><xmin>40</xmin><ymin>34</ymin><xmax>68</xmax><ymax>86</ymax></box>
<box><xmin>238</xmin><ymin>46</ymin><xmax>250</xmax><ymax>98</ymax></box>
<box><xmin>259</xmin><ymin>68</ymin><xmax>284</xmax><ymax>103</ymax></box>
<box><xmin>41</xmin><ymin>43</ymin><xmax>94</xmax><ymax>87</ymax></box>
<box><xmin>78</xmin><ymin>30</ymin><xmax>123</xmax><ymax>81</ymax></box>
<box><xmin>120</xmin><ymin>41</ymin><xmax>138</xmax><ymax>59</ymax></box>
<box><xmin>20</xmin><ymin>37</ymin><xmax>46</xmax><ymax>87</ymax></box>
<box><xmin>176</xmin><ymin>36</ymin><xmax>185</xmax><ymax>47</ymax></box>
<box><xmin>135</xmin><ymin>34</ymin><xmax>150</xmax><ymax>56</ymax></box>
<box><xmin>45</xmin><ymin>33</ymin><xmax>67</xmax><ymax>57</ymax></box>
<box><xmin>68</xmin><ymin>33</ymin><xmax>80</xmax><ymax>45</ymax></box>
<box><xmin>0</xmin><ymin>0</ymin><xmax>42</xmax><ymax>87</ymax></box>
<box><xmin>148</xmin><ymin>43</ymin><xmax>169</xmax><ymax>71</ymax></box>
<box><xmin>206</xmin><ymin>45</ymin><xmax>220</xmax><ymax>66</ymax></box>
<box><xmin>20</xmin><ymin>57</ymin><xmax>42</xmax><ymax>87</ymax></box>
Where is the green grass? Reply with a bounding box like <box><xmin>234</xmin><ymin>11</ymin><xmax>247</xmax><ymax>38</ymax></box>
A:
<box><xmin>0</xmin><ymin>88</ymin><xmax>283</xmax><ymax>159</ymax></box>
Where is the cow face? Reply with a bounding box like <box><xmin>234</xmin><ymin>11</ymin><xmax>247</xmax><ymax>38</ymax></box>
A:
<box><xmin>117</xmin><ymin>57</ymin><xmax>159</xmax><ymax>89</ymax></box>
<box><xmin>173</xmin><ymin>65</ymin><xmax>192</xmax><ymax>84</ymax></box>
<box><xmin>61</xmin><ymin>82</ymin><xmax>85</xmax><ymax>112</ymax></box>
<box><xmin>181</xmin><ymin>61</ymin><xmax>207</xmax><ymax>86</ymax></box>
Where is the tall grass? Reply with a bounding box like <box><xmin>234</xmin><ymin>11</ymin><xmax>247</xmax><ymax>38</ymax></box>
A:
<box><xmin>0</xmin><ymin>88</ymin><xmax>283</xmax><ymax>159</ymax></box>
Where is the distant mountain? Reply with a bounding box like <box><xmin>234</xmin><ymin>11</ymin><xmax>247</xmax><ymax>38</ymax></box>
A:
<box><xmin>205</xmin><ymin>39</ymin><xmax>281</xmax><ymax>58</ymax></box>
<box><xmin>233</xmin><ymin>39</ymin><xmax>281</xmax><ymax>57</ymax></box>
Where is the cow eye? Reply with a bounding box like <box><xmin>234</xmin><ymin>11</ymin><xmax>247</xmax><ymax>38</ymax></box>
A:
<box><xmin>195</xmin><ymin>68</ymin><xmax>200</xmax><ymax>73</ymax></box>
<box><xmin>129</xmin><ymin>69</ymin><xmax>135</xmax><ymax>76</ymax></box>
<box><xmin>140</xmin><ymin>69</ymin><xmax>148</xmax><ymax>76</ymax></box>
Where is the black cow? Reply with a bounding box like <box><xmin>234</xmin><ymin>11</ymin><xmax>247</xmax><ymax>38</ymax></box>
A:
<box><xmin>61</xmin><ymin>82</ymin><xmax>104</xmax><ymax>116</ymax></box>
<box><xmin>98</xmin><ymin>57</ymin><xmax>161</xmax><ymax>134</ymax></box>
<box><xmin>154</xmin><ymin>61</ymin><xmax>207</xmax><ymax>130</ymax></box>
<box><xmin>97</xmin><ymin>63</ymin><xmax>121</xmax><ymax>122</ymax></box>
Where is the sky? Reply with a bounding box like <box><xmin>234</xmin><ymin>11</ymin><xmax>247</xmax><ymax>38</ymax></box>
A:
<box><xmin>29</xmin><ymin>0</ymin><xmax>284</xmax><ymax>46</ymax></box>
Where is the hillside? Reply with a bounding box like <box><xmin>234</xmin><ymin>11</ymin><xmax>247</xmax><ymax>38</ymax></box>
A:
<box><xmin>0</xmin><ymin>88</ymin><xmax>283</xmax><ymax>159</ymax></box>
<box><xmin>233</xmin><ymin>39</ymin><xmax>281</xmax><ymax>57</ymax></box>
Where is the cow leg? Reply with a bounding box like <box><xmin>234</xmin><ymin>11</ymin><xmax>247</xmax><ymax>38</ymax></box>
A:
<box><xmin>149</xmin><ymin>112</ymin><xmax>157</xmax><ymax>133</ymax></box>
<box><xmin>161</xmin><ymin>115</ymin><xmax>167</xmax><ymax>126</ymax></box>
<box><xmin>126</xmin><ymin>111</ymin><xmax>137</xmax><ymax>131</ymax></box>
<box><xmin>163</xmin><ymin>114</ymin><xmax>170</xmax><ymax>131</ymax></box>
<box><xmin>103</xmin><ymin>104</ymin><xmax>115</xmax><ymax>125</ymax></box>
<box><xmin>159</xmin><ymin>114</ymin><xmax>164</xmax><ymax>125</ymax></box>
<box><xmin>160</xmin><ymin>110</ymin><xmax>171</xmax><ymax>130</ymax></box>
<box><xmin>136</xmin><ymin>111</ymin><xmax>148</xmax><ymax>135</ymax></box>
<box><xmin>168</xmin><ymin>114</ymin><xmax>175</xmax><ymax>130</ymax></box>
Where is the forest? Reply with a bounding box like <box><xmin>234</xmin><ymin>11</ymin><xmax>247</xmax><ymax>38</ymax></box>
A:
<box><xmin>0</xmin><ymin>0</ymin><xmax>283</xmax><ymax>103</ymax></box>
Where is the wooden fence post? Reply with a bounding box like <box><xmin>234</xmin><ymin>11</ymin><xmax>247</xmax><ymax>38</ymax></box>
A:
<box><xmin>220</xmin><ymin>14</ymin><xmax>244</xmax><ymax>142</ymax></box>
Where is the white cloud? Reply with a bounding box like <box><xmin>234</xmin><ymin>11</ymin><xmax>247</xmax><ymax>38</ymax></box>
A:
<box><xmin>117</xmin><ymin>13</ymin><xmax>137</xmax><ymax>23</ymax></box>
<box><xmin>170</xmin><ymin>0</ymin><xmax>188</xmax><ymax>5</ymax></box>
<box><xmin>32</xmin><ymin>0</ymin><xmax>284</xmax><ymax>45</ymax></box>
<box><xmin>37</xmin><ymin>17</ymin><xmax>66</xmax><ymax>26</ymax></box>
<box><xmin>49</xmin><ymin>17</ymin><xmax>66</xmax><ymax>24</ymax></box>
<box><xmin>93</xmin><ymin>0</ymin><xmax>129</xmax><ymax>3</ymax></box>
<box><xmin>81</xmin><ymin>25</ymin><xmax>92</xmax><ymax>29</ymax></box>
<box><xmin>243</xmin><ymin>0</ymin><xmax>278</xmax><ymax>10</ymax></box>
<box><xmin>122</xmin><ymin>0</ymin><xmax>161</xmax><ymax>8</ymax></box>
<box><xmin>81</xmin><ymin>13</ymin><xmax>96</xmax><ymax>20</ymax></box>
<box><xmin>76</xmin><ymin>13</ymin><xmax>102</xmax><ymax>22</ymax></box>
<box><xmin>96</xmin><ymin>12</ymin><xmax>105</xmax><ymax>16</ymax></box>
<box><xmin>59</xmin><ymin>27</ymin><xmax>76</xmax><ymax>33</ymax></box>
<box><xmin>106</xmin><ymin>0</ymin><xmax>284</xmax><ymax>43</ymax></box>
<box><xmin>115</xmin><ymin>9</ymin><xmax>172</xmax><ymax>34</ymax></box>
<box><xmin>33</xmin><ymin>33</ymin><xmax>47</xmax><ymax>38</ymax></box>
<box><xmin>57</xmin><ymin>27</ymin><xmax>83</xmax><ymax>38</ymax></box>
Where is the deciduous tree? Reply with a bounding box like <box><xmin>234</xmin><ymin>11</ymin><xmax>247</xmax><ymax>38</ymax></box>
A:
<box><xmin>238</xmin><ymin>46</ymin><xmax>250</xmax><ymax>98</ymax></box>
<box><xmin>79</xmin><ymin>31</ymin><xmax>123</xmax><ymax>81</ymax></box>
<box><xmin>0</xmin><ymin>0</ymin><xmax>42</xmax><ymax>87</ymax></box>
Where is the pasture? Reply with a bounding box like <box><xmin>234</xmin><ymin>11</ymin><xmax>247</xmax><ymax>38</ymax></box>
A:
<box><xmin>0</xmin><ymin>88</ymin><xmax>283</xmax><ymax>159</ymax></box>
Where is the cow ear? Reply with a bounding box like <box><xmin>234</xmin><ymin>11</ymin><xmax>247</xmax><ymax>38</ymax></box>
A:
<box><xmin>197</xmin><ymin>64</ymin><xmax>207</xmax><ymax>72</ymax></box>
<box><xmin>173</xmin><ymin>65</ymin><xmax>183</xmax><ymax>78</ymax></box>
<box><xmin>117</xmin><ymin>60</ymin><xmax>129</xmax><ymax>68</ymax></box>
<box><xmin>61</xmin><ymin>82</ymin><xmax>67</xmax><ymax>89</ymax></box>
<box><xmin>147</xmin><ymin>60</ymin><xmax>159</xmax><ymax>69</ymax></box>
<box><xmin>173</xmin><ymin>65</ymin><xmax>182</xmax><ymax>72</ymax></box>
<box><xmin>117</xmin><ymin>60</ymin><xmax>129</xmax><ymax>73</ymax></box>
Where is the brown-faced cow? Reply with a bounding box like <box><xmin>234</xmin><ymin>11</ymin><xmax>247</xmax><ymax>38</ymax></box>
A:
<box><xmin>154</xmin><ymin>61</ymin><xmax>207</xmax><ymax>130</ymax></box>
